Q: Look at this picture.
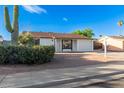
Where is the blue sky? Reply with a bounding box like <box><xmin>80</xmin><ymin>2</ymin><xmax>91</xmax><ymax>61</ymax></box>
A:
<box><xmin>1</xmin><ymin>5</ymin><xmax>124</xmax><ymax>40</ymax></box>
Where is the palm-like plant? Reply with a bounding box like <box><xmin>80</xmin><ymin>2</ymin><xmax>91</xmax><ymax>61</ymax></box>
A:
<box><xmin>118</xmin><ymin>20</ymin><xmax>124</xmax><ymax>36</ymax></box>
<box><xmin>118</xmin><ymin>20</ymin><xmax>124</xmax><ymax>26</ymax></box>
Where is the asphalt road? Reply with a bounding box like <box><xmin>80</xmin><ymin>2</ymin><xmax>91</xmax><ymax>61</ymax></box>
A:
<box><xmin>78</xmin><ymin>77</ymin><xmax>124</xmax><ymax>88</ymax></box>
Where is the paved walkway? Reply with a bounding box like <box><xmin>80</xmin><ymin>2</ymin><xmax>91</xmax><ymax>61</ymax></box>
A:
<box><xmin>0</xmin><ymin>61</ymin><xmax>124</xmax><ymax>88</ymax></box>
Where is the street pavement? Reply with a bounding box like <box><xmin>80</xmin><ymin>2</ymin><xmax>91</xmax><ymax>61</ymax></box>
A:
<box><xmin>0</xmin><ymin>61</ymin><xmax>124</xmax><ymax>88</ymax></box>
<box><xmin>78</xmin><ymin>77</ymin><xmax>124</xmax><ymax>88</ymax></box>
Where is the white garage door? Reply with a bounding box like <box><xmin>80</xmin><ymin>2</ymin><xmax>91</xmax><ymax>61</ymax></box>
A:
<box><xmin>77</xmin><ymin>39</ymin><xmax>93</xmax><ymax>51</ymax></box>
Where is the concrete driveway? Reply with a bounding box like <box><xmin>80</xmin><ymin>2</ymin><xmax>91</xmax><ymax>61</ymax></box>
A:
<box><xmin>0</xmin><ymin>52</ymin><xmax>124</xmax><ymax>87</ymax></box>
<box><xmin>0</xmin><ymin>52</ymin><xmax>124</xmax><ymax>75</ymax></box>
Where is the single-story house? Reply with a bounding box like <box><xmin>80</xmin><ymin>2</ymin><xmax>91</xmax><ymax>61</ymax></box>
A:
<box><xmin>27</xmin><ymin>32</ymin><xmax>94</xmax><ymax>52</ymax></box>
<box><xmin>0</xmin><ymin>35</ymin><xmax>11</xmax><ymax>46</ymax></box>
<box><xmin>98</xmin><ymin>36</ymin><xmax>124</xmax><ymax>51</ymax></box>
<box><xmin>0</xmin><ymin>35</ymin><xmax>3</xmax><ymax>44</ymax></box>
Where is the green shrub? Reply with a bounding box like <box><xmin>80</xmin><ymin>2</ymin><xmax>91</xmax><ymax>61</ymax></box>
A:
<box><xmin>0</xmin><ymin>46</ymin><xmax>8</xmax><ymax>64</ymax></box>
<box><xmin>18</xmin><ymin>32</ymin><xmax>34</xmax><ymax>47</ymax></box>
<box><xmin>0</xmin><ymin>45</ymin><xmax>55</xmax><ymax>64</ymax></box>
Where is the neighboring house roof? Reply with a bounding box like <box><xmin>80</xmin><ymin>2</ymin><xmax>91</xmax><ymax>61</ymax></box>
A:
<box><xmin>98</xmin><ymin>36</ymin><xmax>124</xmax><ymax>42</ymax></box>
<box><xmin>23</xmin><ymin>32</ymin><xmax>90</xmax><ymax>39</ymax></box>
<box><xmin>110</xmin><ymin>36</ymin><xmax>124</xmax><ymax>40</ymax></box>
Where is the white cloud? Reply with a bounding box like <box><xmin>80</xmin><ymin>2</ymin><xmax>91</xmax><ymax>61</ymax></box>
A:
<box><xmin>22</xmin><ymin>5</ymin><xmax>47</xmax><ymax>14</ymax></box>
<box><xmin>63</xmin><ymin>17</ymin><xmax>68</xmax><ymax>22</ymax></box>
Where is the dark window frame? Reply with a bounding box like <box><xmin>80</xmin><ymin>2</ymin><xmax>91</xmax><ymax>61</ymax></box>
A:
<box><xmin>62</xmin><ymin>39</ymin><xmax>72</xmax><ymax>50</ymax></box>
<box><xmin>34</xmin><ymin>39</ymin><xmax>40</xmax><ymax>45</ymax></box>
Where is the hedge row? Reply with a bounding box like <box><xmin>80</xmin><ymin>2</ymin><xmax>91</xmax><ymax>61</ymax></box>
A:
<box><xmin>0</xmin><ymin>45</ymin><xmax>55</xmax><ymax>64</ymax></box>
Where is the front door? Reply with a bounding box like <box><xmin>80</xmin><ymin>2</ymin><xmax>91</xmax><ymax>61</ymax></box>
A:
<box><xmin>62</xmin><ymin>40</ymin><xmax>72</xmax><ymax>52</ymax></box>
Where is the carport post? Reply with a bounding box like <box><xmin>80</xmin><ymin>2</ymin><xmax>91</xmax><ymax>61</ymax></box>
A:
<box><xmin>104</xmin><ymin>36</ymin><xmax>107</xmax><ymax>57</ymax></box>
<box><xmin>53</xmin><ymin>37</ymin><xmax>55</xmax><ymax>46</ymax></box>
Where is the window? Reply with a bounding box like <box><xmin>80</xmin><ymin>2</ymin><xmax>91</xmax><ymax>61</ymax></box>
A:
<box><xmin>62</xmin><ymin>40</ymin><xmax>72</xmax><ymax>49</ymax></box>
<box><xmin>35</xmin><ymin>39</ymin><xmax>40</xmax><ymax>45</ymax></box>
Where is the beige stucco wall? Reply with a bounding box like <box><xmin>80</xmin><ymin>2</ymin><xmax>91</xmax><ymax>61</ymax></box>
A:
<box><xmin>72</xmin><ymin>40</ymin><xmax>77</xmax><ymax>51</ymax></box>
<box><xmin>55</xmin><ymin>39</ymin><xmax>62</xmax><ymax>52</ymax></box>
<box><xmin>40</xmin><ymin>38</ymin><xmax>54</xmax><ymax>46</ymax></box>
<box><xmin>107</xmin><ymin>38</ymin><xmax>124</xmax><ymax>51</ymax></box>
<box><xmin>40</xmin><ymin>38</ymin><xmax>62</xmax><ymax>52</ymax></box>
<box><xmin>99</xmin><ymin>37</ymin><xmax>124</xmax><ymax>51</ymax></box>
<box><xmin>40</xmin><ymin>38</ymin><xmax>93</xmax><ymax>52</ymax></box>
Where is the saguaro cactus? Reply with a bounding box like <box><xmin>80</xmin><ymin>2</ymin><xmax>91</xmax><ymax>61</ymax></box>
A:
<box><xmin>4</xmin><ymin>5</ymin><xmax>19</xmax><ymax>45</ymax></box>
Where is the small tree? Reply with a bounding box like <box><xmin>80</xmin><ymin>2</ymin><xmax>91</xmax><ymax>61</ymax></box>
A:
<box><xmin>18</xmin><ymin>32</ymin><xmax>34</xmax><ymax>47</ymax></box>
<box><xmin>72</xmin><ymin>30</ymin><xmax>83</xmax><ymax>35</ymax></box>
<box><xmin>72</xmin><ymin>28</ymin><xmax>94</xmax><ymax>39</ymax></box>
<box><xmin>82</xmin><ymin>28</ymin><xmax>94</xmax><ymax>39</ymax></box>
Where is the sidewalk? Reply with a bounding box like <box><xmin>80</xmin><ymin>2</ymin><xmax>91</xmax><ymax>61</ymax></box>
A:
<box><xmin>0</xmin><ymin>62</ymin><xmax>124</xmax><ymax>88</ymax></box>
